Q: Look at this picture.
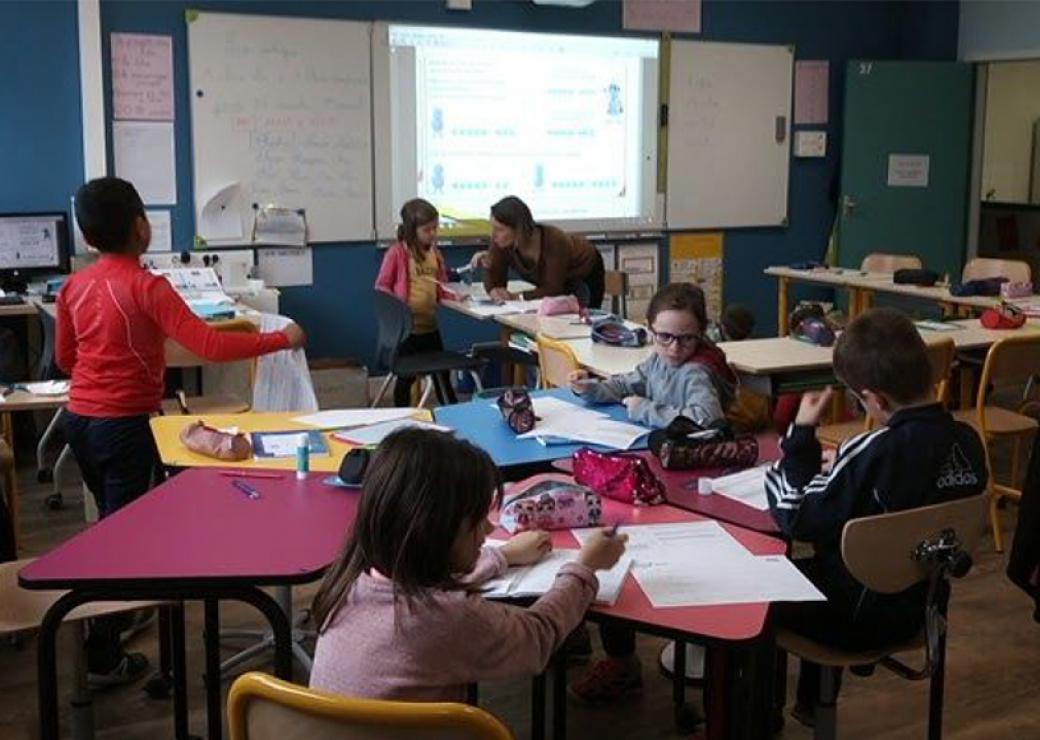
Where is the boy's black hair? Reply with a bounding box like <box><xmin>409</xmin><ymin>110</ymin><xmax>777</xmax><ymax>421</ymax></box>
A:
<box><xmin>74</xmin><ymin>177</ymin><xmax>145</xmax><ymax>253</ymax></box>
<box><xmin>647</xmin><ymin>282</ymin><xmax>708</xmax><ymax>334</ymax></box>
<box><xmin>833</xmin><ymin>308</ymin><xmax>932</xmax><ymax>405</ymax></box>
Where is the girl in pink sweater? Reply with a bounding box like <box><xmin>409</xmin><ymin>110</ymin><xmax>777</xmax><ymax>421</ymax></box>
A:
<box><xmin>309</xmin><ymin>428</ymin><xmax>627</xmax><ymax>705</ymax></box>
<box><xmin>374</xmin><ymin>199</ymin><xmax>457</xmax><ymax>406</ymax></box>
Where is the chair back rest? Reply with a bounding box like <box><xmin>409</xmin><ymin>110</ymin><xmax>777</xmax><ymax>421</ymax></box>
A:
<box><xmin>36</xmin><ymin>305</ymin><xmax>63</xmax><ymax>380</ymax></box>
<box><xmin>962</xmin><ymin>257</ymin><xmax>1031</xmax><ymax>283</ymax></box>
<box><xmin>604</xmin><ymin>271</ymin><xmax>627</xmax><ymax>298</ymax></box>
<box><xmin>860</xmin><ymin>253</ymin><xmax>923</xmax><ymax>273</ymax></box>
<box><xmin>535</xmin><ymin>334</ymin><xmax>580</xmax><ymax>389</ymax></box>
<box><xmin>976</xmin><ymin>333</ymin><xmax>1040</xmax><ymax>430</ymax></box>
<box><xmin>228</xmin><ymin>672</ymin><xmax>513</xmax><ymax>740</ymax></box>
<box><xmin>841</xmin><ymin>494</ymin><xmax>987</xmax><ymax>594</ymax></box>
<box><xmin>373</xmin><ymin>290</ymin><xmax>414</xmax><ymax>374</ymax></box>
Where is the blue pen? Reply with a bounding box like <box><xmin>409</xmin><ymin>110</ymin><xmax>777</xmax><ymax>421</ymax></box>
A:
<box><xmin>231</xmin><ymin>479</ymin><xmax>261</xmax><ymax>501</ymax></box>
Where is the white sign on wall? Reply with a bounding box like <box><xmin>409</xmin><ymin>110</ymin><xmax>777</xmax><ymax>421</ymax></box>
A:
<box><xmin>887</xmin><ymin>154</ymin><xmax>930</xmax><ymax>188</ymax></box>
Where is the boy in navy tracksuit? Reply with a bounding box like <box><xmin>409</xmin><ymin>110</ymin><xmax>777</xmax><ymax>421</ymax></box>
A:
<box><xmin>765</xmin><ymin>308</ymin><xmax>988</xmax><ymax>726</ymax></box>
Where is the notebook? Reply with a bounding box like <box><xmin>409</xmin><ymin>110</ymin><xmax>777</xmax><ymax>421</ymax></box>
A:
<box><xmin>481</xmin><ymin>540</ymin><xmax>632</xmax><ymax>606</ymax></box>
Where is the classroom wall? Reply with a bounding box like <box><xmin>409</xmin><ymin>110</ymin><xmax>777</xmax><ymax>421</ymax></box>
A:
<box><xmin>959</xmin><ymin>0</ymin><xmax>1040</xmax><ymax>61</ymax></box>
<box><xmin>981</xmin><ymin>60</ymin><xmax>1040</xmax><ymax>204</ymax></box>
<box><xmin>0</xmin><ymin>1</ymin><xmax>83</xmax><ymax>214</ymax></box>
<box><xmin>4</xmin><ymin>1</ymin><xmax>961</xmax><ymax>367</ymax></box>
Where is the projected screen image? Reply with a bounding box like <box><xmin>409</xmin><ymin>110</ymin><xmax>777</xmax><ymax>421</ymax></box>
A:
<box><xmin>386</xmin><ymin>25</ymin><xmax>660</xmax><ymax>232</ymax></box>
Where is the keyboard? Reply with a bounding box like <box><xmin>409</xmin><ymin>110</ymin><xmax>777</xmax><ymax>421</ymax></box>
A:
<box><xmin>0</xmin><ymin>295</ymin><xmax>26</xmax><ymax>306</ymax></box>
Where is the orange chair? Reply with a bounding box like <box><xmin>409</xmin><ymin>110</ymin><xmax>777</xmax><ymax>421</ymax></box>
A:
<box><xmin>961</xmin><ymin>257</ymin><xmax>1031</xmax><ymax>284</ymax></box>
<box><xmin>228</xmin><ymin>672</ymin><xmax>513</xmax><ymax>740</ymax></box>
<box><xmin>163</xmin><ymin>318</ymin><xmax>259</xmax><ymax>414</ymax></box>
<box><xmin>951</xmin><ymin>333</ymin><xmax>1040</xmax><ymax>551</ymax></box>
<box><xmin>860</xmin><ymin>253</ymin><xmax>923</xmax><ymax>274</ymax></box>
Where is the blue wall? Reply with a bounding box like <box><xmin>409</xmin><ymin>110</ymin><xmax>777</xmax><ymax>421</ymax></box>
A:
<box><xmin>5</xmin><ymin>1</ymin><xmax>961</xmax><ymax>367</ymax></box>
<box><xmin>0</xmin><ymin>1</ymin><xmax>83</xmax><ymax>214</ymax></box>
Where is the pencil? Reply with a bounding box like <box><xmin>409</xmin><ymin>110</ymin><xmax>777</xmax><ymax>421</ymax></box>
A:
<box><xmin>218</xmin><ymin>471</ymin><xmax>282</xmax><ymax>480</ymax></box>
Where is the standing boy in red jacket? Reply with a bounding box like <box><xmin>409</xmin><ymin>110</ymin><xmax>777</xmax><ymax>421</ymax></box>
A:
<box><xmin>58</xmin><ymin>177</ymin><xmax>305</xmax><ymax>684</ymax></box>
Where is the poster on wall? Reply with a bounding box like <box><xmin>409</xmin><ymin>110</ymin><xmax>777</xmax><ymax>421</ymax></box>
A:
<box><xmin>669</xmin><ymin>232</ymin><xmax>723</xmax><ymax>322</ymax></box>
<box><xmin>618</xmin><ymin>242</ymin><xmax>660</xmax><ymax>322</ymax></box>
<box><xmin>111</xmin><ymin>33</ymin><xmax>175</xmax><ymax>121</ymax></box>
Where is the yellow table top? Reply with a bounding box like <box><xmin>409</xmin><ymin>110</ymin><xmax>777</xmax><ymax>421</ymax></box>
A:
<box><xmin>150</xmin><ymin>410</ymin><xmax>432</xmax><ymax>472</ymax></box>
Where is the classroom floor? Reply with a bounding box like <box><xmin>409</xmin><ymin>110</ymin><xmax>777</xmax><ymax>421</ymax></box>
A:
<box><xmin>2</xmin><ymin>468</ymin><xmax>1038</xmax><ymax>740</ymax></box>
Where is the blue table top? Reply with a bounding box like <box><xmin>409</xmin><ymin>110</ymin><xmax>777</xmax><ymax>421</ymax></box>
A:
<box><xmin>433</xmin><ymin>388</ymin><xmax>648</xmax><ymax>469</ymax></box>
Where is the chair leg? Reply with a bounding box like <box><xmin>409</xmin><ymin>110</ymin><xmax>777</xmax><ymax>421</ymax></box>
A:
<box><xmin>928</xmin><ymin>624</ymin><xmax>948</xmax><ymax>740</ymax></box>
<box><xmin>371</xmin><ymin>374</ymin><xmax>395</xmax><ymax>408</ymax></box>
<box><xmin>417</xmin><ymin>376</ymin><xmax>435</xmax><ymax>408</ymax></box>
<box><xmin>990</xmin><ymin>490</ymin><xmax>1004</xmax><ymax>553</ymax></box>
<box><xmin>814</xmin><ymin>667</ymin><xmax>840</xmax><ymax>740</ymax></box>
<box><xmin>1010</xmin><ymin>435</ymin><xmax>1023</xmax><ymax>488</ymax></box>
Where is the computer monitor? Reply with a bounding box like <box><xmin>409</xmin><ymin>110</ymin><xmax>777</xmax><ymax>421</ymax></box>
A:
<box><xmin>0</xmin><ymin>212</ymin><xmax>71</xmax><ymax>293</ymax></box>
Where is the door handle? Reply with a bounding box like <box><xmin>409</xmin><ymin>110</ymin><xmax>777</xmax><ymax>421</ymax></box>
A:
<box><xmin>842</xmin><ymin>195</ymin><xmax>857</xmax><ymax>216</ymax></box>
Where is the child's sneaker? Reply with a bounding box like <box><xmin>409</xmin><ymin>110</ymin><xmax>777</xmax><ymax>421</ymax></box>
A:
<box><xmin>87</xmin><ymin>652</ymin><xmax>149</xmax><ymax>689</ymax></box>
<box><xmin>569</xmin><ymin>656</ymin><xmax>642</xmax><ymax>704</ymax></box>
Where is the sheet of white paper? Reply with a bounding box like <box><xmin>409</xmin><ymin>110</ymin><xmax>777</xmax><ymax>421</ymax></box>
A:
<box><xmin>252</xmin><ymin>313</ymin><xmax>318</xmax><ymax>413</ymax></box>
<box><xmin>481</xmin><ymin>544</ymin><xmax>633</xmax><ymax>606</ymax></box>
<box><xmin>462</xmin><ymin>299</ymin><xmax>543</xmax><ymax>318</ymax></box>
<box><xmin>333</xmin><ymin>418</ymin><xmax>452</xmax><ymax>446</ymax></box>
<box><xmin>113</xmin><ymin>121</ymin><xmax>177</xmax><ymax>205</ymax></box>
<box><xmin>199</xmin><ymin>183</ymin><xmax>244</xmax><ymax>241</ymax></box>
<box><xmin>145</xmin><ymin>210</ymin><xmax>172</xmax><ymax>252</ymax></box>
<box><xmin>256</xmin><ymin>247</ymin><xmax>313</xmax><ymax>287</ymax></box>
<box><xmin>576</xmin><ymin>522</ymin><xmax>824</xmax><ymax>608</ymax></box>
<box><xmin>710</xmin><ymin>465</ymin><xmax>771</xmax><ymax>511</ymax></box>
<box><xmin>518</xmin><ymin>406</ymin><xmax>649</xmax><ymax>450</ymax></box>
<box><xmin>292</xmin><ymin>408</ymin><xmax>419</xmax><ymax>429</ymax></box>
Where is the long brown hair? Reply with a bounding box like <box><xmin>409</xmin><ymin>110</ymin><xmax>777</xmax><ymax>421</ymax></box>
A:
<box><xmin>490</xmin><ymin>195</ymin><xmax>536</xmax><ymax>248</ymax></box>
<box><xmin>311</xmin><ymin>428</ymin><xmax>503</xmax><ymax>631</ymax></box>
<box><xmin>396</xmin><ymin>198</ymin><xmax>439</xmax><ymax>261</ymax></box>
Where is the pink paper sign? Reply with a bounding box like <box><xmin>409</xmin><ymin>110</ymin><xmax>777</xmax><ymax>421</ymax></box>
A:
<box><xmin>794</xmin><ymin>60</ymin><xmax>829</xmax><ymax>125</ymax></box>
<box><xmin>623</xmin><ymin>0</ymin><xmax>701</xmax><ymax>34</ymax></box>
<box><xmin>112</xmin><ymin>33</ymin><xmax>174</xmax><ymax>121</ymax></box>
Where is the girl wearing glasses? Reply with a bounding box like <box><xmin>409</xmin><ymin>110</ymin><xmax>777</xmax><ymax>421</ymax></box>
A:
<box><xmin>570</xmin><ymin>282</ymin><xmax>736</xmax><ymax>430</ymax></box>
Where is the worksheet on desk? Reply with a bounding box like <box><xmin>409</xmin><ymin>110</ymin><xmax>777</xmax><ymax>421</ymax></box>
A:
<box><xmin>481</xmin><ymin>540</ymin><xmax>632</xmax><ymax>606</ymax></box>
<box><xmin>574</xmin><ymin>521</ymin><xmax>824</xmax><ymax>607</ymax></box>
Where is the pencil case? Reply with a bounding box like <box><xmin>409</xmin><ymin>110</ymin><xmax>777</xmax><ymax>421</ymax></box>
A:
<box><xmin>572</xmin><ymin>448</ymin><xmax>665</xmax><ymax>506</ymax></box>
<box><xmin>499</xmin><ymin>474</ymin><xmax>602</xmax><ymax>533</ymax></box>
<box><xmin>1000</xmin><ymin>281</ymin><xmax>1033</xmax><ymax>300</ymax></box>
<box><xmin>648</xmin><ymin>416</ymin><xmax>760</xmax><ymax>471</ymax></box>
<box><xmin>539</xmin><ymin>295</ymin><xmax>581</xmax><ymax>316</ymax></box>
<box><xmin>497</xmin><ymin>387</ymin><xmax>536</xmax><ymax>434</ymax></box>
<box><xmin>179</xmin><ymin>421</ymin><xmax>252</xmax><ymax>461</ymax></box>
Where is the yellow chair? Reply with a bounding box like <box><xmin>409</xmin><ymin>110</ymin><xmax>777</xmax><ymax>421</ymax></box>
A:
<box><xmin>535</xmin><ymin>334</ymin><xmax>581</xmax><ymax>389</ymax></box>
<box><xmin>818</xmin><ymin>338</ymin><xmax>956</xmax><ymax>448</ymax></box>
<box><xmin>163</xmin><ymin>318</ymin><xmax>259</xmax><ymax>414</ymax></box>
<box><xmin>961</xmin><ymin>257</ymin><xmax>1031</xmax><ymax>284</ymax></box>
<box><xmin>951</xmin><ymin>334</ymin><xmax>1040</xmax><ymax>552</ymax></box>
<box><xmin>777</xmin><ymin>494</ymin><xmax>986</xmax><ymax>740</ymax></box>
<box><xmin>228</xmin><ymin>672</ymin><xmax>513</xmax><ymax>740</ymax></box>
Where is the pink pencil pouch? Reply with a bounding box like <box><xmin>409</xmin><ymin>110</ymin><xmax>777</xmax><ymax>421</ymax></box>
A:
<box><xmin>1000</xmin><ymin>281</ymin><xmax>1033</xmax><ymax>300</ymax></box>
<box><xmin>538</xmin><ymin>295</ymin><xmax>581</xmax><ymax>316</ymax></box>
<box><xmin>499</xmin><ymin>474</ymin><xmax>603</xmax><ymax>533</ymax></box>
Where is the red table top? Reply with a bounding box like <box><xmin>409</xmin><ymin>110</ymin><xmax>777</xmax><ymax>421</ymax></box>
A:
<box><xmin>554</xmin><ymin>433</ymin><xmax>783</xmax><ymax>536</ymax></box>
<box><xmin>495</xmin><ymin>486</ymin><xmax>786</xmax><ymax>643</ymax></box>
<box><xmin>20</xmin><ymin>468</ymin><xmax>358</xmax><ymax>590</ymax></box>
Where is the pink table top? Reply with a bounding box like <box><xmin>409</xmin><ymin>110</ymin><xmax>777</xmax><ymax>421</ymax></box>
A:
<box><xmin>553</xmin><ymin>433</ymin><xmax>782</xmax><ymax>535</ymax></box>
<box><xmin>494</xmin><ymin>490</ymin><xmax>786</xmax><ymax>643</ymax></box>
<box><xmin>20</xmin><ymin>468</ymin><xmax>358</xmax><ymax>590</ymax></box>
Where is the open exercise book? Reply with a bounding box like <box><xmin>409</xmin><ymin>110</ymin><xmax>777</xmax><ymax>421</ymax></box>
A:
<box><xmin>481</xmin><ymin>539</ymin><xmax>633</xmax><ymax>606</ymax></box>
<box><xmin>504</xmin><ymin>396</ymin><xmax>649</xmax><ymax>450</ymax></box>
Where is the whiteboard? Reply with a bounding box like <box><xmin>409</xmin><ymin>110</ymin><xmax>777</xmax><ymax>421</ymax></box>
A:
<box><xmin>187</xmin><ymin>12</ymin><xmax>373</xmax><ymax>243</ymax></box>
<box><xmin>666</xmin><ymin>41</ymin><xmax>793</xmax><ymax>229</ymax></box>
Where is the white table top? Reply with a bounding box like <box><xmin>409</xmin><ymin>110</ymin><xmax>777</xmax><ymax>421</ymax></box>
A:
<box><xmin>440</xmin><ymin>280</ymin><xmax>536</xmax><ymax>321</ymax></box>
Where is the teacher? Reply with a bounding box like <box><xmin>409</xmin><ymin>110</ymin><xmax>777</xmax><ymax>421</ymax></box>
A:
<box><xmin>476</xmin><ymin>196</ymin><xmax>605</xmax><ymax>307</ymax></box>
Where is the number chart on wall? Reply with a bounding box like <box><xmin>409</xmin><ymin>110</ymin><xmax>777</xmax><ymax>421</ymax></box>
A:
<box><xmin>187</xmin><ymin>11</ymin><xmax>374</xmax><ymax>244</ymax></box>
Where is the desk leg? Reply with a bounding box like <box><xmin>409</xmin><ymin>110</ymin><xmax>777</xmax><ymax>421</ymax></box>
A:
<box><xmin>2</xmin><ymin>411</ymin><xmax>18</xmax><ymax>552</ymax></box>
<box><xmin>777</xmin><ymin>277</ymin><xmax>790</xmax><ymax>335</ymax></box>
<box><xmin>531</xmin><ymin>671</ymin><xmax>546</xmax><ymax>740</ymax></box>
<box><xmin>171</xmin><ymin>602</ymin><xmax>189</xmax><ymax>740</ymax></box>
<box><xmin>203</xmin><ymin>599</ymin><xmax>222</xmax><ymax>740</ymax></box>
<box><xmin>552</xmin><ymin>652</ymin><xmax>567</xmax><ymax>740</ymax></box>
<box><xmin>499</xmin><ymin>325</ymin><xmax>525</xmax><ymax>387</ymax></box>
<box><xmin>38</xmin><ymin>592</ymin><xmax>96</xmax><ymax>740</ymax></box>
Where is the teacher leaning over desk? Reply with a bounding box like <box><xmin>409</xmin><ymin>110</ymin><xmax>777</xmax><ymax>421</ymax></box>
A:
<box><xmin>471</xmin><ymin>196</ymin><xmax>605</xmax><ymax>308</ymax></box>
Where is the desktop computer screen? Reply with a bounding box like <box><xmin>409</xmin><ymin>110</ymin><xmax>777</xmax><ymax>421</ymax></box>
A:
<box><xmin>0</xmin><ymin>212</ymin><xmax>71</xmax><ymax>291</ymax></box>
